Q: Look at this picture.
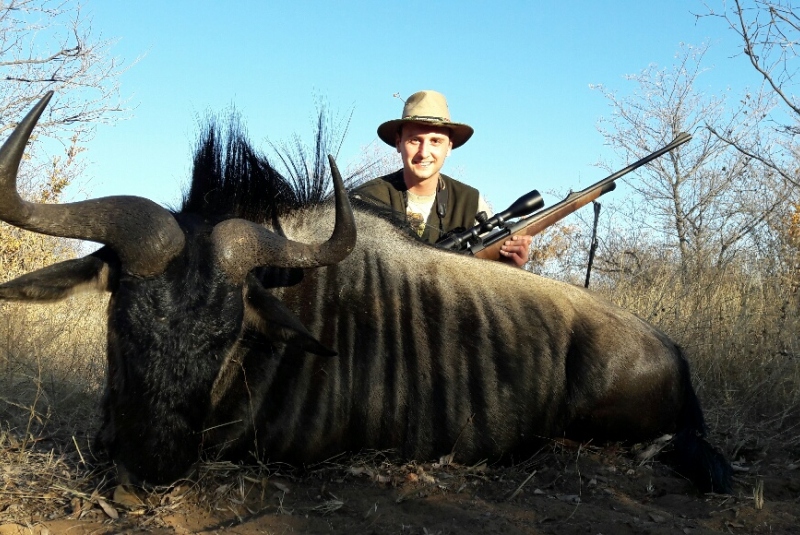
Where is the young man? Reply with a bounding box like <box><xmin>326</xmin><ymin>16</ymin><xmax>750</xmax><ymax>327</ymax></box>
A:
<box><xmin>353</xmin><ymin>90</ymin><xmax>532</xmax><ymax>267</ymax></box>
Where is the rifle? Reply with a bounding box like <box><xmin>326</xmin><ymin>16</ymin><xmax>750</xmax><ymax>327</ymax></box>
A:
<box><xmin>436</xmin><ymin>132</ymin><xmax>692</xmax><ymax>260</ymax></box>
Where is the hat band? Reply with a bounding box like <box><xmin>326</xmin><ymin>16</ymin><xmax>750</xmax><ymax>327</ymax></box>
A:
<box><xmin>404</xmin><ymin>115</ymin><xmax>451</xmax><ymax>123</ymax></box>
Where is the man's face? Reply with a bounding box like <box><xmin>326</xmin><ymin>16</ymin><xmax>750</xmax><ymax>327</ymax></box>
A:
<box><xmin>396</xmin><ymin>123</ymin><xmax>453</xmax><ymax>185</ymax></box>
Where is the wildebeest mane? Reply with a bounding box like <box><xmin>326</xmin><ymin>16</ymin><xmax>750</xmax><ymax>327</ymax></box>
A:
<box><xmin>182</xmin><ymin>115</ymin><xmax>319</xmax><ymax>224</ymax></box>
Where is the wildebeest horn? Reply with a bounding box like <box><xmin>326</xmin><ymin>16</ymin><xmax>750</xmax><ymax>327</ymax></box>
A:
<box><xmin>212</xmin><ymin>154</ymin><xmax>357</xmax><ymax>283</ymax></box>
<box><xmin>0</xmin><ymin>92</ymin><xmax>185</xmax><ymax>277</ymax></box>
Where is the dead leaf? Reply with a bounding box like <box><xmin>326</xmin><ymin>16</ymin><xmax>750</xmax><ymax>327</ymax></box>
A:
<box><xmin>374</xmin><ymin>473</ymin><xmax>391</xmax><ymax>484</ymax></box>
<box><xmin>69</xmin><ymin>497</ymin><xmax>83</xmax><ymax>519</ymax></box>
<box><xmin>418</xmin><ymin>472</ymin><xmax>436</xmax><ymax>485</ymax></box>
<box><xmin>731</xmin><ymin>462</ymin><xmax>750</xmax><ymax>472</ymax></box>
<box><xmin>97</xmin><ymin>497</ymin><xmax>119</xmax><ymax>520</ymax></box>
<box><xmin>437</xmin><ymin>453</ymin><xmax>455</xmax><ymax>466</ymax></box>
<box><xmin>272</xmin><ymin>481</ymin><xmax>291</xmax><ymax>494</ymax></box>
<box><xmin>348</xmin><ymin>466</ymin><xmax>367</xmax><ymax>477</ymax></box>
<box><xmin>469</xmin><ymin>462</ymin><xmax>488</xmax><ymax>473</ymax></box>
<box><xmin>638</xmin><ymin>443</ymin><xmax>665</xmax><ymax>463</ymax></box>
<box><xmin>113</xmin><ymin>484</ymin><xmax>144</xmax><ymax>509</ymax></box>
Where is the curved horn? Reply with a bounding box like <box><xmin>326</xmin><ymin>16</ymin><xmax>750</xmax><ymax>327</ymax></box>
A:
<box><xmin>0</xmin><ymin>92</ymin><xmax>184</xmax><ymax>277</ymax></box>
<box><xmin>212</xmin><ymin>155</ymin><xmax>357</xmax><ymax>283</ymax></box>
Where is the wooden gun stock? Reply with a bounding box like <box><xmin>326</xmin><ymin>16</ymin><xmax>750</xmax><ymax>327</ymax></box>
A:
<box><xmin>474</xmin><ymin>182</ymin><xmax>617</xmax><ymax>260</ymax></box>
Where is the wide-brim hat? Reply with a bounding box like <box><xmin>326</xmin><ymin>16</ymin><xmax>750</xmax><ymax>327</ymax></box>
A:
<box><xmin>377</xmin><ymin>90</ymin><xmax>474</xmax><ymax>149</ymax></box>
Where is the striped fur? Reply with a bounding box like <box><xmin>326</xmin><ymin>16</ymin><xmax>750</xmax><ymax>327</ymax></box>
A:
<box><xmin>202</xmin><ymin>205</ymin><xmax>731</xmax><ymax>492</ymax></box>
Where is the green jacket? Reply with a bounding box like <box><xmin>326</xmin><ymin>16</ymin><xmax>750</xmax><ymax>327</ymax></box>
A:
<box><xmin>353</xmin><ymin>170</ymin><xmax>480</xmax><ymax>244</ymax></box>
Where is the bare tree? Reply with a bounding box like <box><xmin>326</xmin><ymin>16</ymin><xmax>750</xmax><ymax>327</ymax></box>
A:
<box><xmin>0</xmin><ymin>0</ymin><xmax>128</xmax><ymax>275</ymax></box>
<box><xmin>591</xmin><ymin>43</ymin><xmax>783</xmax><ymax>272</ymax></box>
<box><xmin>0</xmin><ymin>1</ymin><xmax>126</xmax><ymax>135</ymax></box>
<box><xmin>0</xmin><ymin>0</ymin><xmax>128</xmax><ymax>206</ymax></box>
<box><xmin>702</xmin><ymin>0</ymin><xmax>800</xmax><ymax>188</ymax></box>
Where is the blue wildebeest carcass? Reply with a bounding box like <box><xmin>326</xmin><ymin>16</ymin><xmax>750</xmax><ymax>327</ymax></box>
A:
<box><xmin>0</xmin><ymin>94</ymin><xmax>732</xmax><ymax>493</ymax></box>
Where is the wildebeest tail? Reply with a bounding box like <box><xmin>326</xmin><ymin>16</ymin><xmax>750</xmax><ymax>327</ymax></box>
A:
<box><xmin>668</xmin><ymin>353</ymin><xmax>733</xmax><ymax>494</ymax></box>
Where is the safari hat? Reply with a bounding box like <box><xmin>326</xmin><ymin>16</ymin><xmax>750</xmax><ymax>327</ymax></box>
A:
<box><xmin>377</xmin><ymin>90</ymin><xmax>474</xmax><ymax>149</ymax></box>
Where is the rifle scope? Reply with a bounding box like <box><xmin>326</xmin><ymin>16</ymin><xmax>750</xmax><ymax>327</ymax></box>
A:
<box><xmin>436</xmin><ymin>189</ymin><xmax>543</xmax><ymax>251</ymax></box>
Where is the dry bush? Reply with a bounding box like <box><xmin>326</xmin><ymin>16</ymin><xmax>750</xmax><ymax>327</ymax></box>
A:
<box><xmin>526</xmin><ymin>222</ymin><xmax>583</xmax><ymax>278</ymax></box>
<box><xmin>590</xmin><ymin>255</ymin><xmax>800</xmax><ymax>451</ymax></box>
<box><xmin>0</xmin><ymin>293</ymin><xmax>109</xmax><ymax>527</ymax></box>
<box><xmin>0</xmin><ymin>295</ymin><xmax>107</xmax><ymax>440</ymax></box>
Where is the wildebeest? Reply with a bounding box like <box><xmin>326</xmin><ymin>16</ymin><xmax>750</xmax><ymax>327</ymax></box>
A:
<box><xmin>0</xmin><ymin>93</ymin><xmax>732</xmax><ymax>493</ymax></box>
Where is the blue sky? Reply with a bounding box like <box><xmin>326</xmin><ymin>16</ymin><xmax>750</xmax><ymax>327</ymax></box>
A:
<box><xmin>81</xmin><ymin>1</ymin><xmax>757</xmax><ymax>212</ymax></box>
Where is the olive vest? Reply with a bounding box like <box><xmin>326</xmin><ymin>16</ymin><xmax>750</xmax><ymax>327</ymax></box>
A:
<box><xmin>353</xmin><ymin>170</ymin><xmax>481</xmax><ymax>244</ymax></box>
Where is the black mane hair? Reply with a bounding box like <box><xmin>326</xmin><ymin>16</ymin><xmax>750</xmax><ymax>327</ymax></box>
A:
<box><xmin>182</xmin><ymin>108</ymin><xmax>397</xmax><ymax>231</ymax></box>
<box><xmin>182</xmin><ymin>115</ymin><xmax>315</xmax><ymax>224</ymax></box>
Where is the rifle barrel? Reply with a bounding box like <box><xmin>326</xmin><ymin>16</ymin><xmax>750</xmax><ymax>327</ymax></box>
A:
<box><xmin>472</xmin><ymin>132</ymin><xmax>692</xmax><ymax>261</ymax></box>
<box><xmin>571</xmin><ymin>131</ymin><xmax>691</xmax><ymax>198</ymax></box>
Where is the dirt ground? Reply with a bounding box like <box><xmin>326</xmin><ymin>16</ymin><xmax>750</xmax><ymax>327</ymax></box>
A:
<box><xmin>2</xmin><ymin>436</ymin><xmax>799</xmax><ymax>535</ymax></box>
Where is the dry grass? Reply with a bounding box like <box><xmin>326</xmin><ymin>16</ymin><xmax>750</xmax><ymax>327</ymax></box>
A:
<box><xmin>0</xmin><ymin>295</ymin><xmax>107</xmax><ymax>437</ymax></box>
<box><xmin>590</xmin><ymin>260</ymin><xmax>800</xmax><ymax>460</ymax></box>
<box><xmin>0</xmin><ymin>294</ymin><xmax>110</xmax><ymax>529</ymax></box>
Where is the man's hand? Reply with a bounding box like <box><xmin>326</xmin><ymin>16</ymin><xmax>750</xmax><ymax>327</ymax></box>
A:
<box><xmin>499</xmin><ymin>235</ymin><xmax>532</xmax><ymax>267</ymax></box>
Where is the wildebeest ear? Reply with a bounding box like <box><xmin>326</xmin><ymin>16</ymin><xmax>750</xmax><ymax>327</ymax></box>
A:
<box><xmin>244</xmin><ymin>273</ymin><xmax>337</xmax><ymax>357</ymax></box>
<box><xmin>0</xmin><ymin>249</ymin><xmax>117</xmax><ymax>302</ymax></box>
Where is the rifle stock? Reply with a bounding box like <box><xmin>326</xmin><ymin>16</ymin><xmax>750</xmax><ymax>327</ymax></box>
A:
<box><xmin>464</xmin><ymin>132</ymin><xmax>692</xmax><ymax>261</ymax></box>
<box><xmin>473</xmin><ymin>182</ymin><xmax>617</xmax><ymax>260</ymax></box>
